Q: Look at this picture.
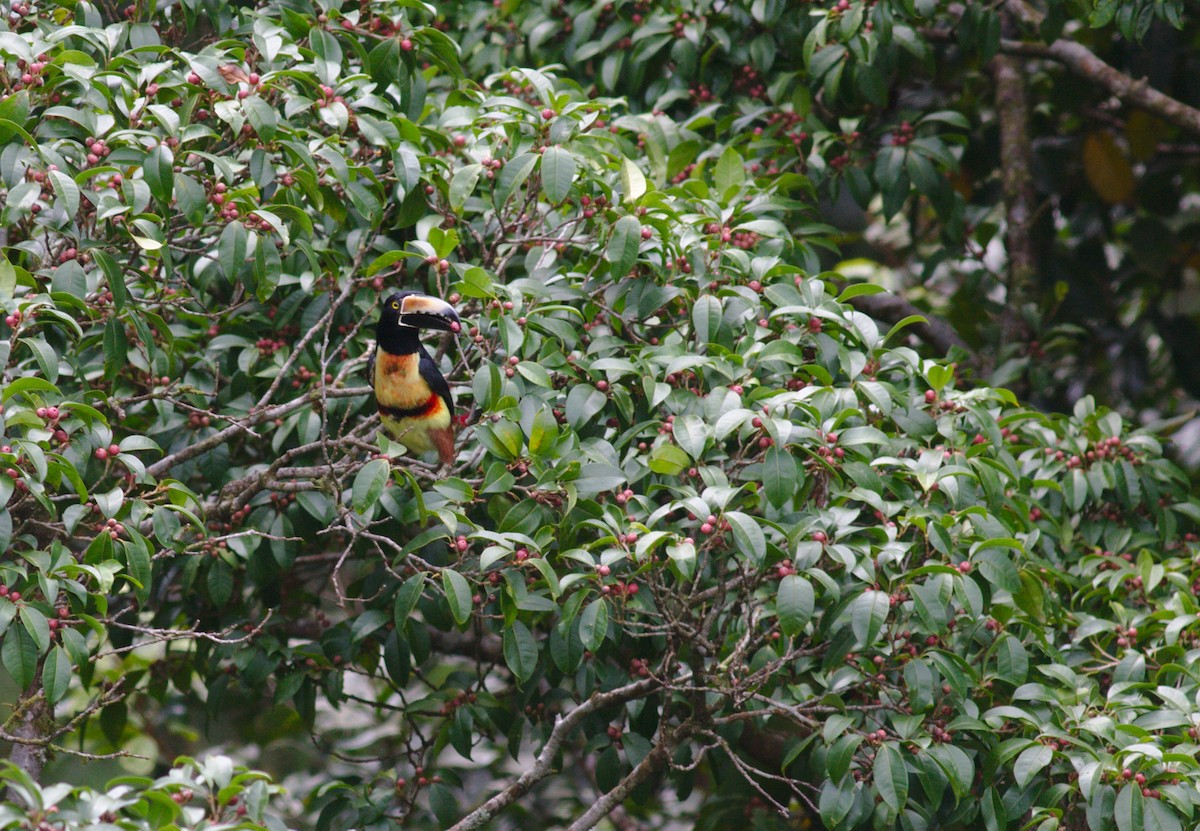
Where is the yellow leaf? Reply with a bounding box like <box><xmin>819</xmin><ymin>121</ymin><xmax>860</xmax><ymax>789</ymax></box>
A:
<box><xmin>131</xmin><ymin>236</ymin><xmax>164</xmax><ymax>250</ymax></box>
<box><xmin>1125</xmin><ymin>110</ymin><xmax>1166</xmax><ymax>161</ymax></box>
<box><xmin>1082</xmin><ymin>131</ymin><xmax>1134</xmax><ymax>205</ymax></box>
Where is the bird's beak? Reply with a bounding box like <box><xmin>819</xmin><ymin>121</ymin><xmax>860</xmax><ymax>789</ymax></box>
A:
<box><xmin>398</xmin><ymin>294</ymin><xmax>461</xmax><ymax>333</ymax></box>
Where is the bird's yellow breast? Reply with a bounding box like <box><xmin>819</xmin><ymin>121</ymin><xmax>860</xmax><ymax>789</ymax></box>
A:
<box><xmin>374</xmin><ymin>352</ymin><xmax>428</xmax><ymax>409</ymax></box>
<box><xmin>373</xmin><ymin>351</ymin><xmax>452</xmax><ymax>455</ymax></box>
<box><xmin>379</xmin><ymin>397</ymin><xmax>451</xmax><ymax>453</ymax></box>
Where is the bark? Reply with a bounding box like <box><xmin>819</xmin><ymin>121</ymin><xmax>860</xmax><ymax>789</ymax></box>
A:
<box><xmin>847</xmin><ymin>293</ymin><xmax>970</xmax><ymax>356</ymax></box>
<box><xmin>990</xmin><ymin>48</ymin><xmax>1038</xmax><ymax>337</ymax></box>
<box><xmin>447</xmin><ymin>678</ymin><xmax>661</xmax><ymax>831</ymax></box>
<box><xmin>6</xmin><ymin>685</ymin><xmax>51</xmax><ymax>793</ymax></box>
<box><xmin>1001</xmin><ymin>0</ymin><xmax>1200</xmax><ymax>136</ymax></box>
<box><xmin>563</xmin><ymin>723</ymin><xmax>692</xmax><ymax>831</ymax></box>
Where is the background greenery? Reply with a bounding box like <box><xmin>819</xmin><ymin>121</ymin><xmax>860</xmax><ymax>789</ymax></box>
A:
<box><xmin>2</xmin><ymin>0</ymin><xmax>1200</xmax><ymax>829</ymax></box>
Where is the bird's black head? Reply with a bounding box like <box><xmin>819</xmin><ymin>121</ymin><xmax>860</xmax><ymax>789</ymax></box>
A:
<box><xmin>377</xmin><ymin>291</ymin><xmax>461</xmax><ymax>353</ymax></box>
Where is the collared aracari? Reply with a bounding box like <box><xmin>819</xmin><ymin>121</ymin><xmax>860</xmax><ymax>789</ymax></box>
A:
<box><xmin>369</xmin><ymin>291</ymin><xmax>461</xmax><ymax>465</ymax></box>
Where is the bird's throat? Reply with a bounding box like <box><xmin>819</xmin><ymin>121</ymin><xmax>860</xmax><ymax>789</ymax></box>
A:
<box><xmin>376</xmin><ymin>321</ymin><xmax>421</xmax><ymax>356</ymax></box>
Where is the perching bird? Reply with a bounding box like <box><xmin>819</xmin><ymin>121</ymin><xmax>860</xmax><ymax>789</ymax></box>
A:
<box><xmin>369</xmin><ymin>291</ymin><xmax>461</xmax><ymax>465</ymax></box>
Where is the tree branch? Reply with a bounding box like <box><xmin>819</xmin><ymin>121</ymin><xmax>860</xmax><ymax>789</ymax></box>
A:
<box><xmin>144</xmin><ymin>385</ymin><xmax>371</xmax><ymax>480</ymax></box>
<box><xmin>447</xmin><ymin>678</ymin><xmax>661</xmax><ymax>831</ymax></box>
<box><xmin>5</xmin><ymin>685</ymin><xmax>50</xmax><ymax>789</ymax></box>
<box><xmin>1001</xmin><ymin>0</ymin><xmax>1200</xmax><ymax>136</ymax></box>
<box><xmin>564</xmin><ymin>721</ymin><xmax>694</xmax><ymax>831</ymax></box>
<box><xmin>990</xmin><ymin>42</ymin><xmax>1038</xmax><ymax>339</ymax></box>
<box><xmin>847</xmin><ymin>293</ymin><xmax>970</xmax><ymax>355</ymax></box>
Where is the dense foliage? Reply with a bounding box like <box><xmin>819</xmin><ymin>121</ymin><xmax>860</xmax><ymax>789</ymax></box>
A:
<box><xmin>1</xmin><ymin>1</ymin><xmax>1200</xmax><ymax>830</ymax></box>
<box><xmin>451</xmin><ymin>0</ymin><xmax>1200</xmax><ymax>441</ymax></box>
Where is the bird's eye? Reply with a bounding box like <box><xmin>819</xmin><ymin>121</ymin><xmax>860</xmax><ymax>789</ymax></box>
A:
<box><xmin>391</xmin><ymin>301</ymin><xmax>400</xmax><ymax>310</ymax></box>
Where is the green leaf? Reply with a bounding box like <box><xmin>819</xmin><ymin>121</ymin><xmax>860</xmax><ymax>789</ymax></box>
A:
<box><xmin>218</xmin><ymin>221</ymin><xmax>247</xmax><ymax>280</ymax></box>
<box><xmin>540</xmin><ymin>146</ymin><xmax>577</xmax><ymax>203</ymax></box>
<box><xmin>620</xmin><ymin>155</ymin><xmax>646</xmax><ymax>202</ymax></box>
<box><xmin>19</xmin><ymin>606</ymin><xmax>49</xmax><ymax>652</ymax></box>
<box><xmin>124</xmin><ymin>534</ymin><xmax>153</xmax><ymax>605</ymax></box>
<box><xmin>725</xmin><ymin>511</ymin><xmax>766</xmax><ymax>565</ymax></box>
<box><xmin>837</xmin><ymin>282</ymin><xmax>886</xmax><ymax>302</ymax></box>
<box><xmin>1013</xmin><ymin>744</ymin><xmax>1053</xmax><ymax>790</ymax></box>
<box><xmin>648</xmin><ymin>443</ymin><xmax>690</xmax><ymax>475</ymax></box>
<box><xmin>606</xmin><ymin>215</ymin><xmax>642</xmax><ymax>278</ymax></box>
<box><xmin>692</xmin><ymin>294</ymin><xmax>722</xmax><ymax>345</ymax></box>
<box><xmin>579</xmin><ymin>597</ymin><xmax>608</xmax><ymax>652</ymax></box>
<box><xmin>254</xmin><ymin>231</ymin><xmax>283</xmax><ymax>301</ymax></box>
<box><xmin>672</xmin><ymin>415</ymin><xmax>707</xmax><ymax>460</ymax></box>
<box><xmin>777</xmin><ymin>574</ymin><xmax>814</xmax><ymax>637</ymax></box>
<box><xmin>143</xmin><ymin>144</ymin><xmax>175</xmax><ymax>204</ymax></box>
<box><xmin>565</xmin><ymin>384</ymin><xmax>607</xmax><ymax>428</ymax></box>
<box><xmin>442</xmin><ymin>569</ymin><xmax>472</xmax><ymax>626</ymax></box>
<box><xmin>850</xmin><ymin>589</ymin><xmax>889</xmax><ymax>646</ymax></box>
<box><xmin>576</xmin><ymin>464</ymin><xmax>627</xmax><ymax>496</ymax></box>
<box><xmin>929</xmin><ymin>744</ymin><xmax>974</xmax><ymax>802</ymax></box>
<box><xmin>995</xmin><ymin>633</ymin><xmax>1028</xmax><ymax>684</ymax></box>
<box><xmin>874</xmin><ymin>743</ymin><xmax>908</xmax><ymax>812</ymax></box>
<box><xmin>475</xmin><ymin>420</ymin><xmax>524</xmax><ymax>461</ymax></box>
<box><xmin>0</xmin><ymin>91</ymin><xmax>30</xmax><ymax>143</ymax></box>
<box><xmin>352</xmin><ymin>458</ymin><xmax>390</xmax><ymax>514</ymax></box>
<box><xmin>1144</xmin><ymin>797</ymin><xmax>1183</xmax><ymax>831</ymax></box>
<box><xmin>103</xmin><ymin>318</ymin><xmax>127</xmax><ymax>382</ymax></box>
<box><xmin>1115</xmin><ymin>779</ymin><xmax>1144</xmax><ymax>831</ymax></box>
<box><xmin>0</xmin><ymin>599</ymin><xmax>15</xmax><ymax>638</ymax></box>
<box><xmin>429</xmin><ymin>783</ymin><xmax>459</xmax><ymax>826</ymax></box>
<box><xmin>502</xmin><ymin>620</ymin><xmax>538</xmax><ymax>683</ymax></box>
<box><xmin>207</xmin><ymin>559</ymin><xmax>233</xmax><ymax>606</ymax></box>
<box><xmin>394</xmin><ymin>573</ymin><xmax>425</xmax><ymax>630</ymax></box>
<box><xmin>714</xmin><ymin>145</ymin><xmax>745</xmax><ymax>195</ymax></box>
<box><xmin>449</xmin><ymin>164</ymin><xmax>482</xmax><ymax>211</ymax></box>
<box><xmin>981</xmin><ymin>786</ymin><xmax>1007</xmax><ymax>831</ymax></box>
<box><xmin>48</xmin><ymin>170</ymin><xmax>80</xmax><ymax>219</ymax></box>
<box><xmin>243</xmin><ymin>95</ymin><xmax>277</xmax><ymax>141</ymax></box>
<box><xmin>495</xmin><ymin>152</ymin><xmax>538</xmax><ymax>206</ymax></box>
<box><xmin>2</xmin><ymin>625</ymin><xmax>37</xmax><ymax>688</ymax></box>
<box><xmin>42</xmin><ymin>645</ymin><xmax>71</xmax><ymax>704</ymax></box>
<box><xmin>762</xmin><ymin>446</ymin><xmax>798</xmax><ymax>508</ymax></box>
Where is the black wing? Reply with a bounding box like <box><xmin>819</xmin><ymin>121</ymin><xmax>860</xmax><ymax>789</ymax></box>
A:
<box><xmin>365</xmin><ymin>344</ymin><xmax>377</xmax><ymax>399</ymax></box>
<box><xmin>417</xmin><ymin>345</ymin><xmax>453</xmax><ymax>416</ymax></box>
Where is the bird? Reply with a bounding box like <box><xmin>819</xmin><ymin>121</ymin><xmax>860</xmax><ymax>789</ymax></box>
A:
<box><xmin>369</xmin><ymin>291</ymin><xmax>461</xmax><ymax>465</ymax></box>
